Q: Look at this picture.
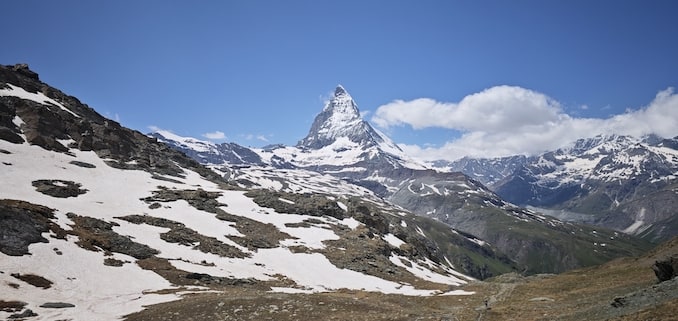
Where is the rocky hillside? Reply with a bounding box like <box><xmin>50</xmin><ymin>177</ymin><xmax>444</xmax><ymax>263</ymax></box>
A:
<box><xmin>1</xmin><ymin>64</ymin><xmax>517</xmax><ymax>320</ymax></box>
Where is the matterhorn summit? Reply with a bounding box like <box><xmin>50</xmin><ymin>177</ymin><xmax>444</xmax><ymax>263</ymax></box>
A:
<box><xmin>297</xmin><ymin>85</ymin><xmax>400</xmax><ymax>152</ymax></box>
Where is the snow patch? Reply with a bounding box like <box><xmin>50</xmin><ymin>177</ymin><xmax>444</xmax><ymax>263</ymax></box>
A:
<box><xmin>383</xmin><ymin>233</ymin><xmax>405</xmax><ymax>248</ymax></box>
<box><xmin>0</xmin><ymin>83</ymin><xmax>80</xmax><ymax>118</ymax></box>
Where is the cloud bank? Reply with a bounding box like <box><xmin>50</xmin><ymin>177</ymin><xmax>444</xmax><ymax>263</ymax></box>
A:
<box><xmin>372</xmin><ymin>86</ymin><xmax>678</xmax><ymax>161</ymax></box>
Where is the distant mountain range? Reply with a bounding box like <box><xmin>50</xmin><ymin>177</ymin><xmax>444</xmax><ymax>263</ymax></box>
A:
<box><xmin>152</xmin><ymin>84</ymin><xmax>656</xmax><ymax>275</ymax></box>
<box><xmin>433</xmin><ymin>134</ymin><xmax>678</xmax><ymax>243</ymax></box>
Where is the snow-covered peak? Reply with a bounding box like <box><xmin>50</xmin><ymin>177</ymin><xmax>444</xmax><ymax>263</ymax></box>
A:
<box><xmin>300</xmin><ymin>86</ymin><xmax>379</xmax><ymax>146</ymax></box>
<box><xmin>320</xmin><ymin>85</ymin><xmax>361</xmax><ymax>121</ymax></box>
<box><xmin>293</xmin><ymin>85</ymin><xmax>428</xmax><ymax>170</ymax></box>
<box><xmin>334</xmin><ymin>84</ymin><xmax>349</xmax><ymax>97</ymax></box>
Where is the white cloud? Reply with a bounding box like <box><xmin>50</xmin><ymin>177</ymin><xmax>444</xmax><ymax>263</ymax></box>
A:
<box><xmin>372</xmin><ymin>86</ymin><xmax>678</xmax><ymax>161</ymax></box>
<box><xmin>203</xmin><ymin>131</ymin><xmax>226</xmax><ymax>140</ymax></box>
<box><xmin>372</xmin><ymin>86</ymin><xmax>564</xmax><ymax>132</ymax></box>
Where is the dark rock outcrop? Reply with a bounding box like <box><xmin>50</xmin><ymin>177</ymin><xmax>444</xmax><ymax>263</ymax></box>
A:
<box><xmin>0</xmin><ymin>199</ymin><xmax>59</xmax><ymax>256</ymax></box>
<box><xmin>11</xmin><ymin>273</ymin><xmax>53</xmax><ymax>289</ymax></box>
<box><xmin>118</xmin><ymin>214</ymin><xmax>249</xmax><ymax>258</ymax></box>
<box><xmin>67</xmin><ymin>213</ymin><xmax>159</xmax><ymax>259</ymax></box>
<box><xmin>8</xmin><ymin>308</ymin><xmax>37</xmax><ymax>319</ymax></box>
<box><xmin>32</xmin><ymin>179</ymin><xmax>87</xmax><ymax>198</ymax></box>
<box><xmin>652</xmin><ymin>256</ymin><xmax>678</xmax><ymax>282</ymax></box>
<box><xmin>39</xmin><ymin>302</ymin><xmax>75</xmax><ymax>309</ymax></box>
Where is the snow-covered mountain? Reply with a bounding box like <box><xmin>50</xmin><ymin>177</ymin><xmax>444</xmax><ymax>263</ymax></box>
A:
<box><xmin>430</xmin><ymin>155</ymin><xmax>528</xmax><ymax>187</ymax></box>
<box><xmin>153</xmin><ymin>85</ymin><xmax>651</xmax><ymax>275</ymax></box>
<box><xmin>297</xmin><ymin>85</ymin><xmax>406</xmax><ymax>154</ymax></box>
<box><xmin>491</xmin><ymin>134</ymin><xmax>678</xmax><ymax>242</ymax></box>
<box><xmin>432</xmin><ymin>134</ymin><xmax>678</xmax><ymax>243</ymax></box>
<box><xmin>149</xmin><ymin>129</ymin><xmax>265</xmax><ymax>166</ymax></box>
<box><xmin>1</xmin><ymin>64</ymin><xmax>516</xmax><ymax>320</ymax></box>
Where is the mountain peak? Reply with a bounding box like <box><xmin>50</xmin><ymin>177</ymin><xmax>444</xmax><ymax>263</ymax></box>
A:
<box><xmin>334</xmin><ymin>84</ymin><xmax>348</xmax><ymax>97</ymax></box>
<box><xmin>322</xmin><ymin>84</ymin><xmax>359</xmax><ymax>117</ymax></box>
<box><xmin>298</xmin><ymin>86</ymin><xmax>365</xmax><ymax>149</ymax></box>
<box><xmin>297</xmin><ymin>85</ymin><xmax>406</xmax><ymax>153</ymax></box>
<box><xmin>295</xmin><ymin>86</ymin><xmax>425</xmax><ymax>168</ymax></box>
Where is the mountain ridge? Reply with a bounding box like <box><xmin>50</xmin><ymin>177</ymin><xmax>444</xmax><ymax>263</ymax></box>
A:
<box><xmin>152</xmin><ymin>85</ymin><xmax>653</xmax><ymax>275</ymax></box>
<box><xmin>432</xmin><ymin>134</ymin><xmax>678</xmax><ymax>243</ymax></box>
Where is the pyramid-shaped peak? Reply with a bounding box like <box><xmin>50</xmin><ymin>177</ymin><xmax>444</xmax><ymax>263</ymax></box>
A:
<box><xmin>334</xmin><ymin>84</ymin><xmax>348</xmax><ymax>97</ymax></box>
<box><xmin>298</xmin><ymin>85</ymin><xmax>403</xmax><ymax>153</ymax></box>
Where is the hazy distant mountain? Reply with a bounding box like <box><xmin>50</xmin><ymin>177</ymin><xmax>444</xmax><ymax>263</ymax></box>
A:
<box><xmin>493</xmin><ymin>134</ymin><xmax>678</xmax><ymax>243</ymax></box>
<box><xmin>430</xmin><ymin>135</ymin><xmax>678</xmax><ymax>243</ymax></box>
<box><xmin>430</xmin><ymin>155</ymin><xmax>528</xmax><ymax>187</ymax></box>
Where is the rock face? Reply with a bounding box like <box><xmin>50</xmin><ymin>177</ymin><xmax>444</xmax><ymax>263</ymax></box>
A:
<box><xmin>0</xmin><ymin>199</ymin><xmax>57</xmax><ymax>256</ymax></box>
<box><xmin>652</xmin><ymin>256</ymin><xmax>678</xmax><ymax>282</ymax></box>
<box><xmin>432</xmin><ymin>135</ymin><xmax>678</xmax><ymax>244</ymax></box>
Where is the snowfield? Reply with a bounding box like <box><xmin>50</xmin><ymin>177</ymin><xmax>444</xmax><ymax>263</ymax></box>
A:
<box><xmin>0</xmin><ymin>137</ymin><xmax>474</xmax><ymax>320</ymax></box>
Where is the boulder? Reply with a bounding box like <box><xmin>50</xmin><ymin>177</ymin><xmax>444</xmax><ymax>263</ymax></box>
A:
<box><xmin>652</xmin><ymin>256</ymin><xmax>678</xmax><ymax>282</ymax></box>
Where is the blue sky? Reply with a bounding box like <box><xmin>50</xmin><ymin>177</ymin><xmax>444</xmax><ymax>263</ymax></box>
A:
<box><xmin>2</xmin><ymin>1</ymin><xmax>677</xmax><ymax>160</ymax></box>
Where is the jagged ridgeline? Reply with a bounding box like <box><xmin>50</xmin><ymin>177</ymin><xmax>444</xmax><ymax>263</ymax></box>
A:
<box><xmin>1</xmin><ymin>63</ymin><xmax>520</xmax><ymax>320</ymax></box>
<box><xmin>154</xmin><ymin>83</ymin><xmax>653</xmax><ymax>275</ymax></box>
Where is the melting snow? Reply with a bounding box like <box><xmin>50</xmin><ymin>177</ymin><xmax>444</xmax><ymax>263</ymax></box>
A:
<box><xmin>383</xmin><ymin>233</ymin><xmax>406</xmax><ymax>248</ymax></box>
<box><xmin>1</xmin><ymin>138</ymin><xmax>476</xmax><ymax>320</ymax></box>
<box><xmin>0</xmin><ymin>84</ymin><xmax>80</xmax><ymax>118</ymax></box>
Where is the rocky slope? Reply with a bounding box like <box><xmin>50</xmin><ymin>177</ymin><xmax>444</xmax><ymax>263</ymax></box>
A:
<box><xmin>153</xmin><ymin>85</ymin><xmax>652</xmax><ymax>275</ymax></box>
<box><xmin>124</xmin><ymin>236</ymin><xmax>678</xmax><ymax>321</ymax></box>
<box><xmin>1</xmin><ymin>64</ymin><xmax>518</xmax><ymax>320</ymax></box>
